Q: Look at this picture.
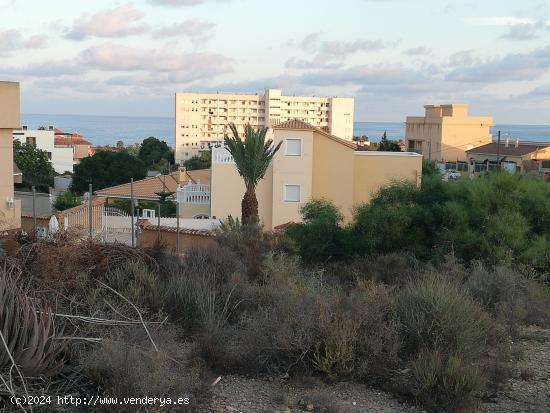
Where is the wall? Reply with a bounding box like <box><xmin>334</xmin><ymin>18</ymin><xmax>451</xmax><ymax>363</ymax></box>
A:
<box><xmin>210</xmin><ymin>158</ymin><xmax>273</xmax><ymax>228</ymax></box>
<box><xmin>0</xmin><ymin>81</ymin><xmax>21</xmax><ymax>231</ymax></box>
<box><xmin>179</xmin><ymin>202</ymin><xmax>210</xmax><ymax>219</ymax></box>
<box><xmin>139</xmin><ymin>227</ymin><xmax>217</xmax><ymax>254</ymax></box>
<box><xmin>15</xmin><ymin>191</ymin><xmax>53</xmax><ymax>215</ymax></box>
<box><xmin>329</xmin><ymin>97</ymin><xmax>355</xmax><ymax>140</ymax></box>
<box><xmin>271</xmin><ymin>130</ymin><xmax>313</xmax><ymax>228</ymax></box>
<box><xmin>311</xmin><ymin>131</ymin><xmax>355</xmax><ymax>220</ymax></box>
<box><xmin>353</xmin><ymin>152</ymin><xmax>422</xmax><ymax>206</ymax></box>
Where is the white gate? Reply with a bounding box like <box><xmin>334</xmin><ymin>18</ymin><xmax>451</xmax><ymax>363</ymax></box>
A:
<box><xmin>102</xmin><ymin>207</ymin><xmax>133</xmax><ymax>245</ymax></box>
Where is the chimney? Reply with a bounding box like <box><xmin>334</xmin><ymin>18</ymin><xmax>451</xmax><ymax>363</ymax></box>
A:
<box><xmin>505</xmin><ymin>138</ymin><xmax>509</xmax><ymax>148</ymax></box>
<box><xmin>22</xmin><ymin>125</ymin><xmax>27</xmax><ymax>130</ymax></box>
<box><xmin>515</xmin><ymin>139</ymin><xmax>519</xmax><ymax>148</ymax></box>
<box><xmin>178</xmin><ymin>166</ymin><xmax>187</xmax><ymax>186</ymax></box>
<box><xmin>49</xmin><ymin>125</ymin><xmax>53</xmax><ymax>131</ymax></box>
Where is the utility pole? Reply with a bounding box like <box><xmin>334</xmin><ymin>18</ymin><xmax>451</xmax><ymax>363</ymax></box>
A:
<box><xmin>176</xmin><ymin>202</ymin><xmax>180</xmax><ymax>254</ymax></box>
<box><xmin>130</xmin><ymin>178</ymin><xmax>135</xmax><ymax>248</ymax></box>
<box><xmin>496</xmin><ymin>131</ymin><xmax>501</xmax><ymax>170</ymax></box>
<box><xmin>157</xmin><ymin>203</ymin><xmax>161</xmax><ymax>243</ymax></box>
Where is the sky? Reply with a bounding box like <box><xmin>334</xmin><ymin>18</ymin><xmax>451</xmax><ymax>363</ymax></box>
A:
<box><xmin>2</xmin><ymin>0</ymin><xmax>550</xmax><ymax>124</ymax></box>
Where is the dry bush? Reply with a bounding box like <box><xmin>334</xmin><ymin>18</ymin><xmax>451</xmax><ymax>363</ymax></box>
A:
<box><xmin>396</xmin><ymin>275</ymin><xmax>493</xmax><ymax>358</ymax></box>
<box><xmin>216</xmin><ymin>217</ymin><xmax>274</xmax><ymax>278</ymax></box>
<box><xmin>82</xmin><ymin>326</ymin><xmax>207</xmax><ymax>412</ymax></box>
<box><xmin>95</xmin><ymin>260</ymin><xmax>161</xmax><ymax>313</ymax></box>
<box><xmin>163</xmin><ymin>246</ymin><xmax>244</xmax><ymax>332</ymax></box>
<box><xmin>412</xmin><ymin>350</ymin><xmax>485</xmax><ymax>411</ymax></box>
<box><xmin>339</xmin><ymin>253</ymin><xmax>419</xmax><ymax>285</ymax></box>
<box><xmin>465</xmin><ymin>264</ymin><xmax>550</xmax><ymax>329</ymax></box>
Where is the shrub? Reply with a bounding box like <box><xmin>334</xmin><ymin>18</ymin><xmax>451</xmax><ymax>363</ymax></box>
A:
<box><xmin>98</xmin><ymin>261</ymin><xmax>161</xmax><ymax>312</ymax></box>
<box><xmin>465</xmin><ymin>264</ymin><xmax>550</xmax><ymax>329</ymax></box>
<box><xmin>53</xmin><ymin>191</ymin><xmax>82</xmax><ymax>211</ymax></box>
<box><xmin>286</xmin><ymin>199</ymin><xmax>351</xmax><ymax>264</ymax></box>
<box><xmin>412</xmin><ymin>350</ymin><xmax>485</xmax><ymax>410</ymax></box>
<box><xmin>397</xmin><ymin>276</ymin><xmax>492</xmax><ymax>358</ymax></box>
<box><xmin>163</xmin><ymin>246</ymin><xmax>244</xmax><ymax>331</ymax></box>
<box><xmin>216</xmin><ymin>217</ymin><xmax>273</xmax><ymax>278</ymax></box>
<box><xmin>82</xmin><ymin>327</ymin><xmax>205</xmax><ymax>411</ymax></box>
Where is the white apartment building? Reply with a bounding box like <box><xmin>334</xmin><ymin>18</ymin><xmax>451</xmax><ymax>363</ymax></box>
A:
<box><xmin>13</xmin><ymin>127</ymin><xmax>74</xmax><ymax>173</ymax></box>
<box><xmin>175</xmin><ymin>89</ymin><xmax>354</xmax><ymax>162</ymax></box>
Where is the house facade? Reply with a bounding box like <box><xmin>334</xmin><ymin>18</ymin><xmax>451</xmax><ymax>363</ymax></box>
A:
<box><xmin>13</xmin><ymin>127</ymin><xmax>74</xmax><ymax>173</ymax></box>
<box><xmin>465</xmin><ymin>140</ymin><xmax>550</xmax><ymax>176</ymax></box>
<box><xmin>210</xmin><ymin>119</ymin><xmax>423</xmax><ymax>229</ymax></box>
<box><xmin>175</xmin><ymin>89</ymin><xmax>354</xmax><ymax>162</ymax></box>
<box><xmin>0</xmin><ymin>81</ymin><xmax>21</xmax><ymax>231</ymax></box>
<box><xmin>405</xmin><ymin>104</ymin><xmax>493</xmax><ymax>167</ymax></box>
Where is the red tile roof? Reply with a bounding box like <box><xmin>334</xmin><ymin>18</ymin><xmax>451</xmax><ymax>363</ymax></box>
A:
<box><xmin>96</xmin><ymin>169</ymin><xmax>210</xmax><ymax>201</ymax></box>
<box><xmin>138</xmin><ymin>220</ymin><xmax>215</xmax><ymax>237</ymax></box>
<box><xmin>54</xmin><ymin>135</ymin><xmax>92</xmax><ymax>146</ymax></box>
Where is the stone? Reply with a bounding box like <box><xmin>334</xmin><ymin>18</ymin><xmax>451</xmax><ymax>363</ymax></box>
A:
<box><xmin>306</xmin><ymin>403</ymin><xmax>314</xmax><ymax>411</ymax></box>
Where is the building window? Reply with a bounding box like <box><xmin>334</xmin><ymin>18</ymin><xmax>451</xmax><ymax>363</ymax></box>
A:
<box><xmin>26</xmin><ymin>136</ymin><xmax>36</xmax><ymax>146</ymax></box>
<box><xmin>284</xmin><ymin>184</ymin><xmax>301</xmax><ymax>202</ymax></box>
<box><xmin>285</xmin><ymin>139</ymin><xmax>302</xmax><ymax>156</ymax></box>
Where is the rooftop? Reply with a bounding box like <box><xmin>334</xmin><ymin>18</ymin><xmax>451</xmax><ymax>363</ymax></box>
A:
<box><xmin>96</xmin><ymin>169</ymin><xmax>210</xmax><ymax>201</ymax></box>
<box><xmin>467</xmin><ymin>141</ymin><xmax>550</xmax><ymax>157</ymax></box>
<box><xmin>273</xmin><ymin>119</ymin><xmax>357</xmax><ymax>149</ymax></box>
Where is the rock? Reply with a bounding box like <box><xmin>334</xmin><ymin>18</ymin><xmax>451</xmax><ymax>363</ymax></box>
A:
<box><xmin>274</xmin><ymin>406</ymin><xmax>291</xmax><ymax>413</ymax></box>
<box><xmin>306</xmin><ymin>403</ymin><xmax>314</xmax><ymax>411</ymax></box>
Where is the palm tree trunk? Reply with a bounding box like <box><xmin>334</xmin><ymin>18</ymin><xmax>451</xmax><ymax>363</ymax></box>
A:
<box><xmin>242</xmin><ymin>187</ymin><xmax>259</xmax><ymax>225</ymax></box>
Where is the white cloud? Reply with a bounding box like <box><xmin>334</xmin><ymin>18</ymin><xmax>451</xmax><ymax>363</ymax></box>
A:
<box><xmin>152</xmin><ymin>20</ymin><xmax>215</xmax><ymax>45</ymax></box>
<box><xmin>64</xmin><ymin>5</ymin><xmax>150</xmax><ymax>40</ymax></box>
<box><xmin>0</xmin><ymin>29</ymin><xmax>47</xmax><ymax>56</ymax></box>
<box><xmin>463</xmin><ymin>16</ymin><xmax>535</xmax><ymax>26</ymax></box>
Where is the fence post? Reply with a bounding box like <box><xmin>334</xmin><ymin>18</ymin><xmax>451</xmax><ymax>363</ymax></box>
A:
<box><xmin>32</xmin><ymin>186</ymin><xmax>36</xmax><ymax>234</ymax></box>
<box><xmin>176</xmin><ymin>202</ymin><xmax>180</xmax><ymax>253</ymax></box>
<box><xmin>157</xmin><ymin>203</ymin><xmax>161</xmax><ymax>244</ymax></box>
<box><xmin>130</xmin><ymin>178</ymin><xmax>135</xmax><ymax>248</ymax></box>
<box><xmin>88</xmin><ymin>183</ymin><xmax>93</xmax><ymax>240</ymax></box>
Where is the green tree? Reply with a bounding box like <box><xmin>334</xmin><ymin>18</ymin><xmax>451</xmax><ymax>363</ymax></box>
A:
<box><xmin>71</xmin><ymin>151</ymin><xmax>146</xmax><ymax>194</ymax></box>
<box><xmin>53</xmin><ymin>191</ymin><xmax>82</xmax><ymax>211</ymax></box>
<box><xmin>224</xmin><ymin>123</ymin><xmax>282</xmax><ymax>224</ymax></box>
<box><xmin>287</xmin><ymin>199</ymin><xmax>350</xmax><ymax>264</ymax></box>
<box><xmin>138</xmin><ymin>137</ymin><xmax>174</xmax><ymax>168</ymax></box>
<box><xmin>13</xmin><ymin>140</ymin><xmax>55</xmax><ymax>192</ymax></box>
<box><xmin>377</xmin><ymin>131</ymin><xmax>401</xmax><ymax>152</ymax></box>
<box><xmin>184</xmin><ymin>151</ymin><xmax>212</xmax><ymax>170</ymax></box>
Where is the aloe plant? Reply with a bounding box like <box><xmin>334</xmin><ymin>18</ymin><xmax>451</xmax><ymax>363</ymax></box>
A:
<box><xmin>0</xmin><ymin>266</ymin><xmax>65</xmax><ymax>377</ymax></box>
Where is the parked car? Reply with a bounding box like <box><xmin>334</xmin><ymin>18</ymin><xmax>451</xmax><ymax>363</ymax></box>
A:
<box><xmin>444</xmin><ymin>169</ymin><xmax>461</xmax><ymax>179</ymax></box>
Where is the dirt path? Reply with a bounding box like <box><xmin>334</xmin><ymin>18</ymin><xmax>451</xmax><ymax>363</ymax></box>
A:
<box><xmin>203</xmin><ymin>375</ymin><xmax>421</xmax><ymax>413</ymax></box>
<box><xmin>482</xmin><ymin>325</ymin><xmax>550</xmax><ymax>413</ymax></box>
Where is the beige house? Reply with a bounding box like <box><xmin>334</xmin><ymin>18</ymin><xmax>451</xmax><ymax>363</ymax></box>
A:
<box><xmin>210</xmin><ymin>119</ymin><xmax>422</xmax><ymax>229</ymax></box>
<box><xmin>175</xmin><ymin>89</ymin><xmax>354</xmax><ymax>162</ymax></box>
<box><xmin>405</xmin><ymin>104</ymin><xmax>493</xmax><ymax>166</ymax></box>
<box><xmin>0</xmin><ymin>81</ymin><xmax>21</xmax><ymax>232</ymax></box>
<box><xmin>466</xmin><ymin>140</ymin><xmax>550</xmax><ymax>175</ymax></box>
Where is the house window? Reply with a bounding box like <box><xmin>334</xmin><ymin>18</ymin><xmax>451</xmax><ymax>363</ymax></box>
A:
<box><xmin>284</xmin><ymin>184</ymin><xmax>301</xmax><ymax>202</ymax></box>
<box><xmin>26</xmin><ymin>136</ymin><xmax>36</xmax><ymax>146</ymax></box>
<box><xmin>285</xmin><ymin>139</ymin><xmax>302</xmax><ymax>156</ymax></box>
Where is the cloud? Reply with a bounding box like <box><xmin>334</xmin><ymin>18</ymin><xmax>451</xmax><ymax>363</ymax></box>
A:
<box><xmin>150</xmin><ymin>0</ymin><xmax>227</xmax><ymax>6</ymax></box>
<box><xmin>152</xmin><ymin>20</ymin><xmax>215</xmax><ymax>45</ymax></box>
<box><xmin>286</xmin><ymin>38</ymin><xmax>388</xmax><ymax>69</ymax></box>
<box><xmin>0</xmin><ymin>60</ymin><xmax>84</xmax><ymax>77</ymax></box>
<box><xmin>463</xmin><ymin>16</ymin><xmax>534</xmax><ymax>26</ymax></box>
<box><xmin>500</xmin><ymin>20</ymin><xmax>548</xmax><ymax>41</ymax></box>
<box><xmin>79</xmin><ymin>43</ymin><xmax>233</xmax><ymax>80</ymax></box>
<box><xmin>64</xmin><ymin>5</ymin><xmax>150</xmax><ymax>40</ymax></box>
<box><xmin>445</xmin><ymin>46</ymin><xmax>550</xmax><ymax>83</ymax></box>
<box><xmin>403</xmin><ymin>46</ymin><xmax>432</xmax><ymax>56</ymax></box>
<box><xmin>301</xmin><ymin>32</ymin><xmax>321</xmax><ymax>52</ymax></box>
<box><xmin>0</xmin><ymin>29</ymin><xmax>47</xmax><ymax>55</ymax></box>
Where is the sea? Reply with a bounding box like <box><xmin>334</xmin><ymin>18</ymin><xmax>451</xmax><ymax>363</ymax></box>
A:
<box><xmin>20</xmin><ymin>113</ymin><xmax>550</xmax><ymax>147</ymax></box>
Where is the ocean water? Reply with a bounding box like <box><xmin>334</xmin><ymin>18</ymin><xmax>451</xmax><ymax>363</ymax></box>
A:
<box><xmin>20</xmin><ymin>113</ymin><xmax>550</xmax><ymax>147</ymax></box>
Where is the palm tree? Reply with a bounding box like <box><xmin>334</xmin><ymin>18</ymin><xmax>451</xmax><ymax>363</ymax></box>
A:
<box><xmin>224</xmin><ymin>123</ymin><xmax>282</xmax><ymax>224</ymax></box>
